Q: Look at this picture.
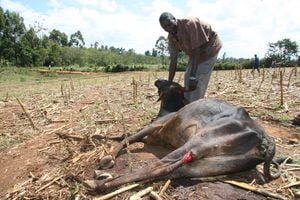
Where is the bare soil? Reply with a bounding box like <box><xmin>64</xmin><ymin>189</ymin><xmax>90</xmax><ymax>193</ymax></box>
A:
<box><xmin>0</xmin><ymin>68</ymin><xmax>299</xmax><ymax>199</ymax></box>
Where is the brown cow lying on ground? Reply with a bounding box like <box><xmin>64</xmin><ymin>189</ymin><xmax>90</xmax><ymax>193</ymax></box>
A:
<box><xmin>84</xmin><ymin>79</ymin><xmax>280</xmax><ymax>191</ymax></box>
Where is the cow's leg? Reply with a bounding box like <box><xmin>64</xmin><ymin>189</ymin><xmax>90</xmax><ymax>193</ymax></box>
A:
<box><xmin>98</xmin><ymin>123</ymin><xmax>164</xmax><ymax>169</ymax></box>
<box><xmin>85</xmin><ymin>120</ymin><xmax>248</xmax><ymax>190</ymax></box>
<box><xmin>86</xmin><ymin>129</ymin><xmax>235</xmax><ymax>192</ymax></box>
<box><xmin>85</xmin><ymin>141</ymin><xmax>202</xmax><ymax>191</ymax></box>
<box><xmin>91</xmin><ymin>134</ymin><xmax>126</xmax><ymax>141</ymax></box>
<box><xmin>113</xmin><ymin>124</ymin><xmax>165</xmax><ymax>157</ymax></box>
<box><xmin>85</xmin><ymin>158</ymin><xmax>184</xmax><ymax>191</ymax></box>
<box><xmin>98</xmin><ymin>113</ymin><xmax>178</xmax><ymax>169</ymax></box>
<box><xmin>90</xmin><ymin>118</ymin><xmax>276</xmax><ymax>190</ymax></box>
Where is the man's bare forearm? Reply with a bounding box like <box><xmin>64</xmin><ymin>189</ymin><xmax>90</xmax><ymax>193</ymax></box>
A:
<box><xmin>168</xmin><ymin>49</ymin><xmax>178</xmax><ymax>82</ymax></box>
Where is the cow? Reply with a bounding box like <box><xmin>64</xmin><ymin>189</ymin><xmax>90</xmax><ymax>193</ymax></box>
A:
<box><xmin>84</xmin><ymin>79</ymin><xmax>280</xmax><ymax>191</ymax></box>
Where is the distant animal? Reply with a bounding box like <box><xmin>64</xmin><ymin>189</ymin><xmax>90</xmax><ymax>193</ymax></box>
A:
<box><xmin>84</xmin><ymin>79</ymin><xmax>280</xmax><ymax>191</ymax></box>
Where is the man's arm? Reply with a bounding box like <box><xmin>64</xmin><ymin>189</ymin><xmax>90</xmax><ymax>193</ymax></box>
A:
<box><xmin>168</xmin><ymin>48</ymin><xmax>178</xmax><ymax>82</ymax></box>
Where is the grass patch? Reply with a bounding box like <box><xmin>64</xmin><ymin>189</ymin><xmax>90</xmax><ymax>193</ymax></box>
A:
<box><xmin>293</xmin><ymin>157</ymin><xmax>300</xmax><ymax>165</ymax></box>
<box><xmin>273</xmin><ymin>113</ymin><xmax>291</xmax><ymax>123</ymax></box>
<box><xmin>271</xmin><ymin>102</ymin><xmax>284</xmax><ymax>110</ymax></box>
<box><xmin>0</xmin><ymin>67</ymin><xmax>95</xmax><ymax>86</ymax></box>
<box><xmin>0</xmin><ymin>135</ymin><xmax>19</xmax><ymax>150</ymax></box>
<box><xmin>0</xmin><ymin>67</ymin><xmax>59</xmax><ymax>84</ymax></box>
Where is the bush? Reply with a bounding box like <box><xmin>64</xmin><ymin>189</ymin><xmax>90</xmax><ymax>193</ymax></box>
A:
<box><xmin>177</xmin><ymin>60</ymin><xmax>187</xmax><ymax>71</ymax></box>
<box><xmin>214</xmin><ymin>62</ymin><xmax>236</xmax><ymax>70</ymax></box>
<box><xmin>103</xmin><ymin>64</ymin><xmax>146</xmax><ymax>73</ymax></box>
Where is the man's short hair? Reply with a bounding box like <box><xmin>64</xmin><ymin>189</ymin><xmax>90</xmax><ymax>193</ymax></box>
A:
<box><xmin>159</xmin><ymin>12</ymin><xmax>175</xmax><ymax>23</ymax></box>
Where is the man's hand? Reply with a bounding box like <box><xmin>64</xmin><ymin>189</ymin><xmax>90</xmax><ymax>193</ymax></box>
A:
<box><xmin>188</xmin><ymin>77</ymin><xmax>198</xmax><ymax>91</ymax></box>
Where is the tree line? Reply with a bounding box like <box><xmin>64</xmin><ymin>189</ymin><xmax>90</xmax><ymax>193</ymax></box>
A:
<box><xmin>0</xmin><ymin>6</ymin><xmax>299</xmax><ymax>71</ymax></box>
<box><xmin>0</xmin><ymin>7</ymin><xmax>162</xmax><ymax>69</ymax></box>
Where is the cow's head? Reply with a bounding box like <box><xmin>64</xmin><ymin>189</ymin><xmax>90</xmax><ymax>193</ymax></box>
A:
<box><xmin>155</xmin><ymin>79</ymin><xmax>189</xmax><ymax>117</ymax></box>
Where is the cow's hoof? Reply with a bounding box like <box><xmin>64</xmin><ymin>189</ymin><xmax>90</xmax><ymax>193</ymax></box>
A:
<box><xmin>83</xmin><ymin>180</ymin><xmax>98</xmax><ymax>190</ymax></box>
<box><xmin>98</xmin><ymin>155</ymin><xmax>115</xmax><ymax>169</ymax></box>
<box><xmin>94</xmin><ymin>171</ymin><xmax>113</xmax><ymax>180</ymax></box>
<box><xmin>91</xmin><ymin>134</ymin><xmax>106</xmax><ymax>141</ymax></box>
<box><xmin>83</xmin><ymin>179</ymin><xmax>107</xmax><ymax>191</ymax></box>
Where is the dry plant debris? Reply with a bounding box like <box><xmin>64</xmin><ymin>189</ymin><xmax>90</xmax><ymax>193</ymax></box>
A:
<box><xmin>0</xmin><ymin>68</ymin><xmax>299</xmax><ymax>199</ymax></box>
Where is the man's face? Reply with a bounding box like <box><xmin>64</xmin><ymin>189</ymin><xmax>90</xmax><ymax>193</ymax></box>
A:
<box><xmin>160</xmin><ymin>18</ymin><xmax>176</xmax><ymax>34</ymax></box>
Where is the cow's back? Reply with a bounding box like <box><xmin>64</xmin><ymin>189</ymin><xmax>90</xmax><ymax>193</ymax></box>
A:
<box><xmin>147</xmin><ymin>98</ymin><xmax>250</xmax><ymax>149</ymax></box>
<box><xmin>178</xmin><ymin>98</ymin><xmax>241</xmax><ymax>128</ymax></box>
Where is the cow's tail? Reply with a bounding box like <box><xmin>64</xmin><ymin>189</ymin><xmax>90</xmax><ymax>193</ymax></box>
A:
<box><xmin>263</xmin><ymin>159</ymin><xmax>281</xmax><ymax>181</ymax></box>
<box><xmin>263</xmin><ymin>137</ymin><xmax>281</xmax><ymax>181</ymax></box>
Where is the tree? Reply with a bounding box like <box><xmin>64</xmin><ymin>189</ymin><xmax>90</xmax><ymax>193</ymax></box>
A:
<box><xmin>41</xmin><ymin>34</ymin><xmax>63</xmax><ymax>66</ymax></box>
<box><xmin>127</xmin><ymin>48</ymin><xmax>135</xmax><ymax>55</ymax></box>
<box><xmin>265</xmin><ymin>38</ymin><xmax>299</xmax><ymax>66</ymax></box>
<box><xmin>49</xmin><ymin>29</ymin><xmax>68</xmax><ymax>46</ymax></box>
<box><xmin>1</xmin><ymin>9</ymin><xmax>26</xmax><ymax>65</ymax></box>
<box><xmin>31</xmin><ymin>20</ymin><xmax>47</xmax><ymax>34</ymax></box>
<box><xmin>19</xmin><ymin>28</ymin><xmax>42</xmax><ymax>66</ymax></box>
<box><xmin>94</xmin><ymin>41</ymin><xmax>99</xmax><ymax>49</ymax></box>
<box><xmin>155</xmin><ymin>36</ymin><xmax>168</xmax><ymax>66</ymax></box>
<box><xmin>151</xmin><ymin>48</ymin><xmax>158</xmax><ymax>57</ymax></box>
<box><xmin>145</xmin><ymin>50</ymin><xmax>151</xmax><ymax>56</ymax></box>
<box><xmin>0</xmin><ymin>7</ymin><xmax>5</xmax><ymax>63</ymax></box>
<box><xmin>45</xmin><ymin>42</ymin><xmax>63</xmax><ymax>66</ymax></box>
<box><xmin>69</xmin><ymin>30</ymin><xmax>85</xmax><ymax>48</ymax></box>
<box><xmin>222</xmin><ymin>52</ymin><xmax>226</xmax><ymax>61</ymax></box>
<box><xmin>0</xmin><ymin>7</ymin><xmax>4</xmax><ymax>36</ymax></box>
<box><xmin>0</xmin><ymin>7</ymin><xmax>163</xmax><ymax>68</ymax></box>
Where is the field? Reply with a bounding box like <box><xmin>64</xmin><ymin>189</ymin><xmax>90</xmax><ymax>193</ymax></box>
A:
<box><xmin>0</xmin><ymin>67</ymin><xmax>299</xmax><ymax>200</ymax></box>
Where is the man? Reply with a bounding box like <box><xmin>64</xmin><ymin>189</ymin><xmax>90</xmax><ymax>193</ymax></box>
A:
<box><xmin>251</xmin><ymin>54</ymin><xmax>260</xmax><ymax>74</ymax></box>
<box><xmin>159</xmin><ymin>12</ymin><xmax>222</xmax><ymax>102</ymax></box>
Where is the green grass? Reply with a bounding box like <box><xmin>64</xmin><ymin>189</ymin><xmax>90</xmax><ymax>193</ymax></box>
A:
<box><xmin>0</xmin><ymin>67</ymin><xmax>59</xmax><ymax>84</ymax></box>
<box><xmin>0</xmin><ymin>65</ymin><xmax>164</xmax><ymax>85</ymax></box>
<box><xmin>270</xmin><ymin>102</ymin><xmax>284</xmax><ymax>110</ymax></box>
<box><xmin>294</xmin><ymin>158</ymin><xmax>300</xmax><ymax>165</ymax></box>
<box><xmin>0</xmin><ymin>135</ymin><xmax>19</xmax><ymax>150</ymax></box>
<box><xmin>275</xmin><ymin>114</ymin><xmax>291</xmax><ymax>123</ymax></box>
<box><xmin>0</xmin><ymin>66</ymin><xmax>105</xmax><ymax>86</ymax></box>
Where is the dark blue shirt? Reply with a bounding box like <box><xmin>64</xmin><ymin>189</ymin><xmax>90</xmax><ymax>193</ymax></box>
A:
<box><xmin>254</xmin><ymin>56</ymin><xmax>259</xmax><ymax>67</ymax></box>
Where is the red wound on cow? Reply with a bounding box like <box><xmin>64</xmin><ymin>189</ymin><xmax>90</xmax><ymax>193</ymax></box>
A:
<box><xmin>183</xmin><ymin>151</ymin><xmax>193</xmax><ymax>164</ymax></box>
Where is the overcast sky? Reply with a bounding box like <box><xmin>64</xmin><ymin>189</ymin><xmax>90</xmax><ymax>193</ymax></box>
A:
<box><xmin>1</xmin><ymin>0</ymin><xmax>299</xmax><ymax>58</ymax></box>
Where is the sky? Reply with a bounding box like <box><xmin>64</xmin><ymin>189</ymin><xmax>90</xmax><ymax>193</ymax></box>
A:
<box><xmin>0</xmin><ymin>0</ymin><xmax>299</xmax><ymax>58</ymax></box>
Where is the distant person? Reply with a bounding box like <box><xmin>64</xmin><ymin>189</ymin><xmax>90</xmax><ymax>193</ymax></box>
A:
<box><xmin>251</xmin><ymin>54</ymin><xmax>260</xmax><ymax>74</ymax></box>
<box><xmin>159</xmin><ymin>12</ymin><xmax>222</xmax><ymax>102</ymax></box>
<box><xmin>48</xmin><ymin>61</ymin><xmax>54</xmax><ymax>71</ymax></box>
<box><xmin>270</xmin><ymin>60</ymin><xmax>277</xmax><ymax>68</ymax></box>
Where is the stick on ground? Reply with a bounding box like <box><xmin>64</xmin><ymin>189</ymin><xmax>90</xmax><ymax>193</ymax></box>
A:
<box><xmin>150</xmin><ymin>191</ymin><xmax>163</xmax><ymax>200</ymax></box>
<box><xmin>94</xmin><ymin>183</ymin><xmax>139</xmax><ymax>200</ymax></box>
<box><xmin>282</xmin><ymin>181</ymin><xmax>300</xmax><ymax>189</ymax></box>
<box><xmin>36</xmin><ymin>175</ymin><xmax>64</xmax><ymax>193</ymax></box>
<box><xmin>16</xmin><ymin>97</ymin><xmax>38</xmax><ymax>130</ymax></box>
<box><xmin>224</xmin><ymin>180</ymin><xmax>288</xmax><ymax>200</ymax></box>
<box><xmin>129</xmin><ymin>186</ymin><xmax>153</xmax><ymax>200</ymax></box>
<box><xmin>159</xmin><ymin>179</ymin><xmax>171</xmax><ymax>196</ymax></box>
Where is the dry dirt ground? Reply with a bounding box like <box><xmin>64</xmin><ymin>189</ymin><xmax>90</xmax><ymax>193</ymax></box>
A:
<box><xmin>0</xmin><ymin>68</ymin><xmax>299</xmax><ymax>200</ymax></box>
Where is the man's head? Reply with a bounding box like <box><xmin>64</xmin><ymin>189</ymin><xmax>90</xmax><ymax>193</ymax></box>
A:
<box><xmin>159</xmin><ymin>12</ymin><xmax>177</xmax><ymax>34</ymax></box>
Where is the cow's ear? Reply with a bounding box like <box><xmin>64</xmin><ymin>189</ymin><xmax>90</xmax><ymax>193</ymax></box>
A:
<box><xmin>154</xmin><ymin>79</ymin><xmax>166</xmax><ymax>88</ymax></box>
<box><xmin>154</xmin><ymin>79</ymin><xmax>161</xmax><ymax>88</ymax></box>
